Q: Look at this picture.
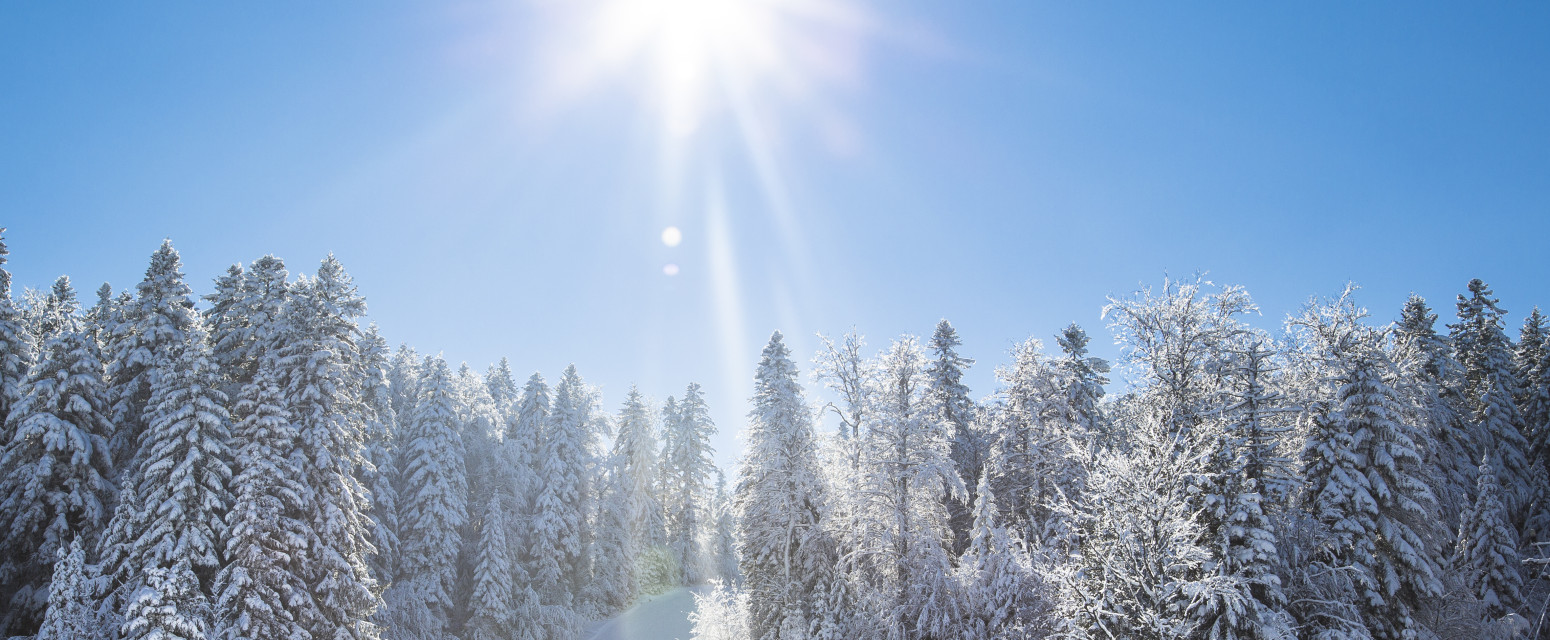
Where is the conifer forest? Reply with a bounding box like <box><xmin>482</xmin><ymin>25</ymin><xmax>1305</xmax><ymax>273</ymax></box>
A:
<box><xmin>2</xmin><ymin>229</ymin><xmax>1549</xmax><ymax>640</ymax></box>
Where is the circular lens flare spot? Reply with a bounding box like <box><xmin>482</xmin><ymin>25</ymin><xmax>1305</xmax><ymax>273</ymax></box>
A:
<box><xmin>661</xmin><ymin>226</ymin><xmax>683</xmax><ymax>247</ymax></box>
<box><xmin>663</xmin><ymin>263</ymin><xmax>681</xmax><ymax>276</ymax></box>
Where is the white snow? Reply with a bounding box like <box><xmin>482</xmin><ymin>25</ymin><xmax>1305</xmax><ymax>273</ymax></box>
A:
<box><xmin>585</xmin><ymin>587</ymin><xmax>706</xmax><ymax>640</ymax></box>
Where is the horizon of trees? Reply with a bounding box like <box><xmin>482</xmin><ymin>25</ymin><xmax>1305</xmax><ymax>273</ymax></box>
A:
<box><xmin>2</xmin><ymin>231</ymin><xmax>1548</xmax><ymax>640</ymax></box>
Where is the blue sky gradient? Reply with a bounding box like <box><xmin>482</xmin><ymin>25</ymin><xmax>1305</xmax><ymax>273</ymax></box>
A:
<box><xmin>4</xmin><ymin>2</ymin><xmax>1547</xmax><ymax>466</ymax></box>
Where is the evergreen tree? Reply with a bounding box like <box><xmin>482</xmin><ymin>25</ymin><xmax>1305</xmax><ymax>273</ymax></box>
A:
<box><xmin>213</xmin><ymin>364</ymin><xmax>310</xmax><ymax>640</ymax></box>
<box><xmin>925</xmin><ymin>320</ymin><xmax>980</xmax><ymax>556</ymax></box>
<box><xmin>204</xmin><ymin>255</ymin><xmax>289</xmax><ymax>389</ymax></box>
<box><xmin>0</xmin><ymin>227</ymin><xmax>33</xmax><ymax>476</ymax></box>
<box><xmin>485</xmin><ymin>358</ymin><xmax>519</xmax><ymax>412</ymax></box>
<box><xmin>356</xmin><ymin>325</ymin><xmax>402</xmax><ymax>589</ymax></box>
<box><xmin>466</xmin><ymin>498</ymin><xmax>515</xmax><ymax>640</ymax></box>
<box><xmin>127</xmin><ymin>317</ymin><xmax>233</xmax><ymax>593</ymax></box>
<box><xmin>121</xmin><ymin>559</ymin><xmax>210</xmax><ymax>640</ymax></box>
<box><xmin>736</xmin><ymin>331</ymin><xmax>839</xmax><ymax>640</ymax></box>
<box><xmin>393</xmin><ymin>356</ymin><xmax>468</xmax><ymax>632</ymax></box>
<box><xmin>0</xmin><ymin>327</ymin><xmax>116</xmax><ymax>636</ymax></box>
<box><xmin>959</xmin><ymin>472</ymin><xmax>1037</xmax><ymax>640</ymax></box>
<box><xmin>709</xmin><ymin>470</ymin><xmax>739</xmax><ymax>585</ymax></box>
<box><xmin>1455</xmin><ymin>457</ymin><xmax>1523</xmax><ymax>619</ymax></box>
<box><xmin>1451</xmin><ymin>279</ymin><xmax>1533</xmax><ymax>515</ymax></box>
<box><xmin>663</xmin><ymin>383</ymin><xmax>718</xmax><ymax>585</ymax></box>
<box><xmin>107</xmin><ymin>240</ymin><xmax>199</xmax><ymax>474</ymax></box>
<box><xmin>1390</xmin><ymin>295</ymin><xmax>1473</xmax><ymax>534</ymax></box>
<box><xmin>274</xmin><ymin>255</ymin><xmax>380</xmax><ymax>639</ymax></box>
<box><xmin>38</xmin><ymin>538</ymin><xmax>95</xmax><ymax>640</ymax></box>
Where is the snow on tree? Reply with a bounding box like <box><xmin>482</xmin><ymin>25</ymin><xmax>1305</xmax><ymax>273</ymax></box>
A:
<box><xmin>106</xmin><ymin>240</ymin><xmax>199</xmax><ymax>474</ymax></box>
<box><xmin>212</xmin><ymin>363</ymin><xmax>311</xmax><ymax>640</ymax></box>
<box><xmin>1389</xmin><ymin>294</ymin><xmax>1474</xmax><ymax>534</ymax></box>
<box><xmin>983</xmin><ymin>337</ymin><xmax>1079</xmax><ymax>548</ymax></box>
<box><xmin>387</xmin><ymin>344</ymin><xmax>421</xmax><ymax>421</ymax></box>
<box><xmin>392</xmin><ymin>355</ymin><xmax>468</xmax><ymax>633</ymax></box>
<box><xmin>708</xmin><ymin>469</ymin><xmax>739</xmax><ymax>585</ymax></box>
<box><xmin>958</xmin><ymin>472</ymin><xmax>1042</xmax><ymax>640</ymax></box>
<box><xmin>38</xmin><ymin>538</ymin><xmax>95</xmax><ymax>640</ymax></box>
<box><xmin>356</xmin><ymin>325</ymin><xmax>402</xmax><ymax>589</ymax></box>
<box><xmin>121</xmin><ymin>559</ymin><xmax>210</xmax><ymax>640</ymax></box>
<box><xmin>663</xmin><ymin>383</ymin><xmax>718</xmax><ymax>585</ymax></box>
<box><xmin>0</xmin><ymin>325</ymin><xmax>116</xmax><ymax>636</ymax></box>
<box><xmin>273</xmin><ymin>255</ymin><xmax>380</xmax><ymax>639</ymax></box>
<box><xmin>466</xmin><ymin>497</ymin><xmax>515</xmax><ymax>640</ymax></box>
<box><xmin>0</xmin><ymin>227</ymin><xmax>33</xmax><ymax>476</ymax></box>
<box><xmin>452</xmin><ymin>361</ymin><xmax>501</xmax><ymax>633</ymax></box>
<box><xmin>126</xmin><ymin>315</ymin><xmax>233</xmax><ymax>594</ymax></box>
<box><xmin>924</xmin><ymin>320</ymin><xmax>981</xmax><ymax>555</ymax></box>
<box><xmin>26</xmin><ymin>275</ymin><xmax>82</xmax><ymax>345</ymax></box>
<box><xmin>1456</xmin><ymin>457</ymin><xmax>1524</xmax><ymax>619</ymax></box>
<box><xmin>1050</xmin><ymin>416</ymin><xmax>1212</xmax><ymax>640</ymax></box>
<box><xmin>690</xmin><ymin>580</ymin><xmax>751</xmax><ymax>640</ymax></box>
<box><xmin>203</xmin><ymin>255</ymin><xmax>289</xmax><ymax>390</ymax></box>
<box><xmin>485</xmin><ymin>357</ymin><xmax>519</xmax><ymax>412</ymax></box>
<box><xmin>598</xmin><ymin>387</ymin><xmax>670</xmax><ymax>607</ymax></box>
<box><xmin>528</xmin><ymin>365</ymin><xmax>593</xmax><ymax>632</ymax></box>
<box><xmin>736</xmin><ymin>331</ymin><xmax>841</xmax><ymax>640</ymax></box>
<box><xmin>1053</xmin><ymin>322</ymin><xmax>1109</xmax><ymax>454</ymax></box>
<box><xmin>1451</xmin><ymin>278</ymin><xmax>1533</xmax><ymax>516</ymax></box>
<box><xmin>501</xmin><ymin>372</ymin><xmax>548</xmax><ymax>589</ymax></box>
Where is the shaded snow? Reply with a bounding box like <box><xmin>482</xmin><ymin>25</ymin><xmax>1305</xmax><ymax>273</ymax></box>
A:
<box><xmin>585</xmin><ymin>587</ymin><xmax>706</xmax><ymax>640</ymax></box>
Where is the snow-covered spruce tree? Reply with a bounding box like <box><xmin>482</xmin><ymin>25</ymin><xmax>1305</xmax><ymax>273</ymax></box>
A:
<box><xmin>38</xmin><ymin>538</ymin><xmax>94</xmax><ymax>640</ymax></box>
<box><xmin>356</xmin><ymin>325</ymin><xmax>402</xmax><ymax>590</ymax></box>
<box><xmin>106</xmin><ymin>240</ymin><xmax>200</xmax><ymax>474</ymax></box>
<box><xmin>663</xmin><ymin>383</ymin><xmax>718</xmax><ymax>585</ymax></box>
<box><xmin>485</xmin><ymin>357</ymin><xmax>519</xmax><ymax>413</ymax></box>
<box><xmin>1516</xmin><ymin>308</ymin><xmax>1550</xmax><ymax>545</ymax></box>
<box><xmin>528</xmin><ymin>365</ymin><xmax>593</xmax><ymax>634</ymax></box>
<box><xmin>0</xmin><ymin>325</ymin><xmax>116</xmax><ymax>636</ymax></box>
<box><xmin>28</xmin><ymin>275</ymin><xmax>81</xmax><ymax>344</ymax></box>
<box><xmin>1389</xmin><ymin>294</ymin><xmax>1473</xmax><ymax>535</ymax></box>
<box><xmin>213</xmin><ymin>363</ymin><xmax>311</xmax><ymax>640</ymax></box>
<box><xmin>709</xmin><ymin>469</ymin><xmax>740</xmax><ymax>584</ymax></box>
<box><xmin>607</xmin><ymin>387</ymin><xmax>670</xmax><ymax>605</ymax></box>
<box><xmin>203</xmin><ymin>255</ymin><xmax>289</xmax><ymax>390</ymax></box>
<box><xmin>84</xmin><ymin>283</ymin><xmax>120</xmax><ymax>353</ymax></box>
<box><xmin>736</xmin><ymin>331</ymin><xmax>841</xmax><ymax>640</ymax></box>
<box><xmin>95</xmin><ymin>314</ymin><xmax>234</xmax><ymax>632</ymax></box>
<box><xmin>391</xmin><ymin>355</ymin><xmax>468</xmax><ymax>634</ymax></box>
<box><xmin>453</xmin><ymin>361</ymin><xmax>500</xmax><ymax>633</ymax></box>
<box><xmin>1456</xmin><ymin>456</ymin><xmax>1524</xmax><ymax>619</ymax></box>
<box><xmin>122</xmin><ymin>559</ymin><xmax>210</xmax><ymax>640</ymax></box>
<box><xmin>958</xmin><ymin>472</ymin><xmax>1041</xmax><ymax>640</ymax></box>
<box><xmin>1054</xmin><ymin>322</ymin><xmax>1109</xmax><ymax>456</ymax></box>
<box><xmin>274</xmin><ymin>256</ymin><xmax>380</xmax><ymax>639</ymax></box>
<box><xmin>1330</xmin><ymin>351</ymin><xmax>1442</xmax><ymax>639</ymax></box>
<box><xmin>0</xmin><ymin>228</ymin><xmax>33</xmax><ymax>473</ymax></box>
<box><xmin>387</xmin><ymin>344</ymin><xmax>421</xmax><ymax>420</ymax></box>
<box><xmin>592</xmin><ymin>454</ymin><xmax>637</xmax><ymax>614</ymax></box>
<box><xmin>502</xmin><ymin>372</ymin><xmax>548</xmax><ymax>589</ymax></box>
<box><xmin>1450</xmin><ymin>279</ymin><xmax>1533</xmax><ymax>516</ymax></box>
<box><xmin>925</xmin><ymin>320</ymin><xmax>981</xmax><ymax>556</ymax></box>
<box><xmin>466</xmin><ymin>497</ymin><xmax>516</xmax><ymax>640</ymax></box>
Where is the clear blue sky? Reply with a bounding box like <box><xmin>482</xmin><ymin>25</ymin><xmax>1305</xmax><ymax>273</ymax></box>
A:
<box><xmin>4</xmin><ymin>2</ymin><xmax>1548</xmax><ymax>468</ymax></box>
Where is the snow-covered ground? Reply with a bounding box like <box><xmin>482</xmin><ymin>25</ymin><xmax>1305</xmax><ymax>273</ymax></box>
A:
<box><xmin>585</xmin><ymin>587</ymin><xmax>706</xmax><ymax>640</ymax></box>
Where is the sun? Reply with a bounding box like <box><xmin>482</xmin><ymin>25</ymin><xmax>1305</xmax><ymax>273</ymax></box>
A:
<box><xmin>537</xmin><ymin>0</ymin><xmax>869</xmax><ymax>143</ymax></box>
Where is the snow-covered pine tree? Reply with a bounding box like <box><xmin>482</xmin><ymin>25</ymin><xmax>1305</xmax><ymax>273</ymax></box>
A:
<box><xmin>0</xmin><ymin>325</ymin><xmax>116</xmax><ymax>636</ymax></box>
<box><xmin>204</xmin><ymin>255</ymin><xmax>289</xmax><ymax>390</ymax></box>
<box><xmin>1451</xmin><ymin>279</ymin><xmax>1534</xmax><ymax>516</ymax></box>
<box><xmin>356</xmin><ymin>325</ymin><xmax>402</xmax><ymax>589</ymax></box>
<box><xmin>1335</xmin><ymin>352</ymin><xmax>1443</xmax><ymax>639</ymax></box>
<box><xmin>1054</xmin><ymin>322</ymin><xmax>1109</xmax><ymax>454</ymax></box>
<box><xmin>528</xmin><ymin>365</ymin><xmax>594</xmax><ymax>633</ymax></box>
<box><xmin>592</xmin><ymin>453</ymin><xmax>636</xmax><ymax>614</ymax></box>
<box><xmin>958</xmin><ymin>472</ymin><xmax>1038</xmax><ymax>640</ymax></box>
<box><xmin>983</xmin><ymin>338</ymin><xmax>1075</xmax><ymax>547</ymax></box>
<box><xmin>1389</xmin><ymin>295</ymin><xmax>1474</xmax><ymax>535</ymax></box>
<box><xmin>736</xmin><ymin>331</ymin><xmax>840</xmax><ymax>640</ymax></box>
<box><xmin>37</xmin><ymin>538</ymin><xmax>94</xmax><ymax>640</ymax></box>
<box><xmin>502</xmin><ymin>372</ymin><xmax>548</xmax><ymax>588</ymax></box>
<box><xmin>121</xmin><ymin>559</ymin><xmax>210</xmax><ymax>640</ymax></box>
<box><xmin>612</xmin><ymin>387</ymin><xmax>670</xmax><ymax>602</ymax></box>
<box><xmin>213</xmin><ymin>362</ymin><xmax>311</xmax><ymax>640</ymax></box>
<box><xmin>387</xmin><ymin>344</ymin><xmax>421</xmax><ymax>422</ymax></box>
<box><xmin>663</xmin><ymin>383</ymin><xmax>718</xmax><ymax>585</ymax></box>
<box><xmin>452</xmin><ymin>361</ymin><xmax>500</xmax><ymax>633</ymax></box>
<box><xmin>690</xmin><ymin>580</ymin><xmax>751</xmax><ymax>640</ymax></box>
<box><xmin>925</xmin><ymin>320</ymin><xmax>981</xmax><ymax>556</ymax></box>
<box><xmin>274</xmin><ymin>255</ymin><xmax>380</xmax><ymax>639</ymax></box>
<box><xmin>485</xmin><ymin>358</ymin><xmax>519</xmax><ymax>413</ymax></box>
<box><xmin>0</xmin><ymin>227</ymin><xmax>33</xmax><ymax>472</ymax></box>
<box><xmin>106</xmin><ymin>240</ymin><xmax>199</xmax><ymax>474</ymax></box>
<box><xmin>393</xmin><ymin>355</ymin><xmax>468</xmax><ymax>634</ymax></box>
<box><xmin>129</xmin><ymin>316</ymin><xmax>233</xmax><ymax>592</ymax></box>
<box><xmin>1455</xmin><ymin>456</ymin><xmax>1523</xmax><ymax>619</ymax></box>
<box><xmin>709</xmin><ymin>469</ymin><xmax>739</xmax><ymax>585</ymax></box>
<box><xmin>30</xmin><ymin>276</ymin><xmax>81</xmax><ymax>344</ymax></box>
<box><xmin>466</xmin><ymin>497</ymin><xmax>515</xmax><ymax>640</ymax></box>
